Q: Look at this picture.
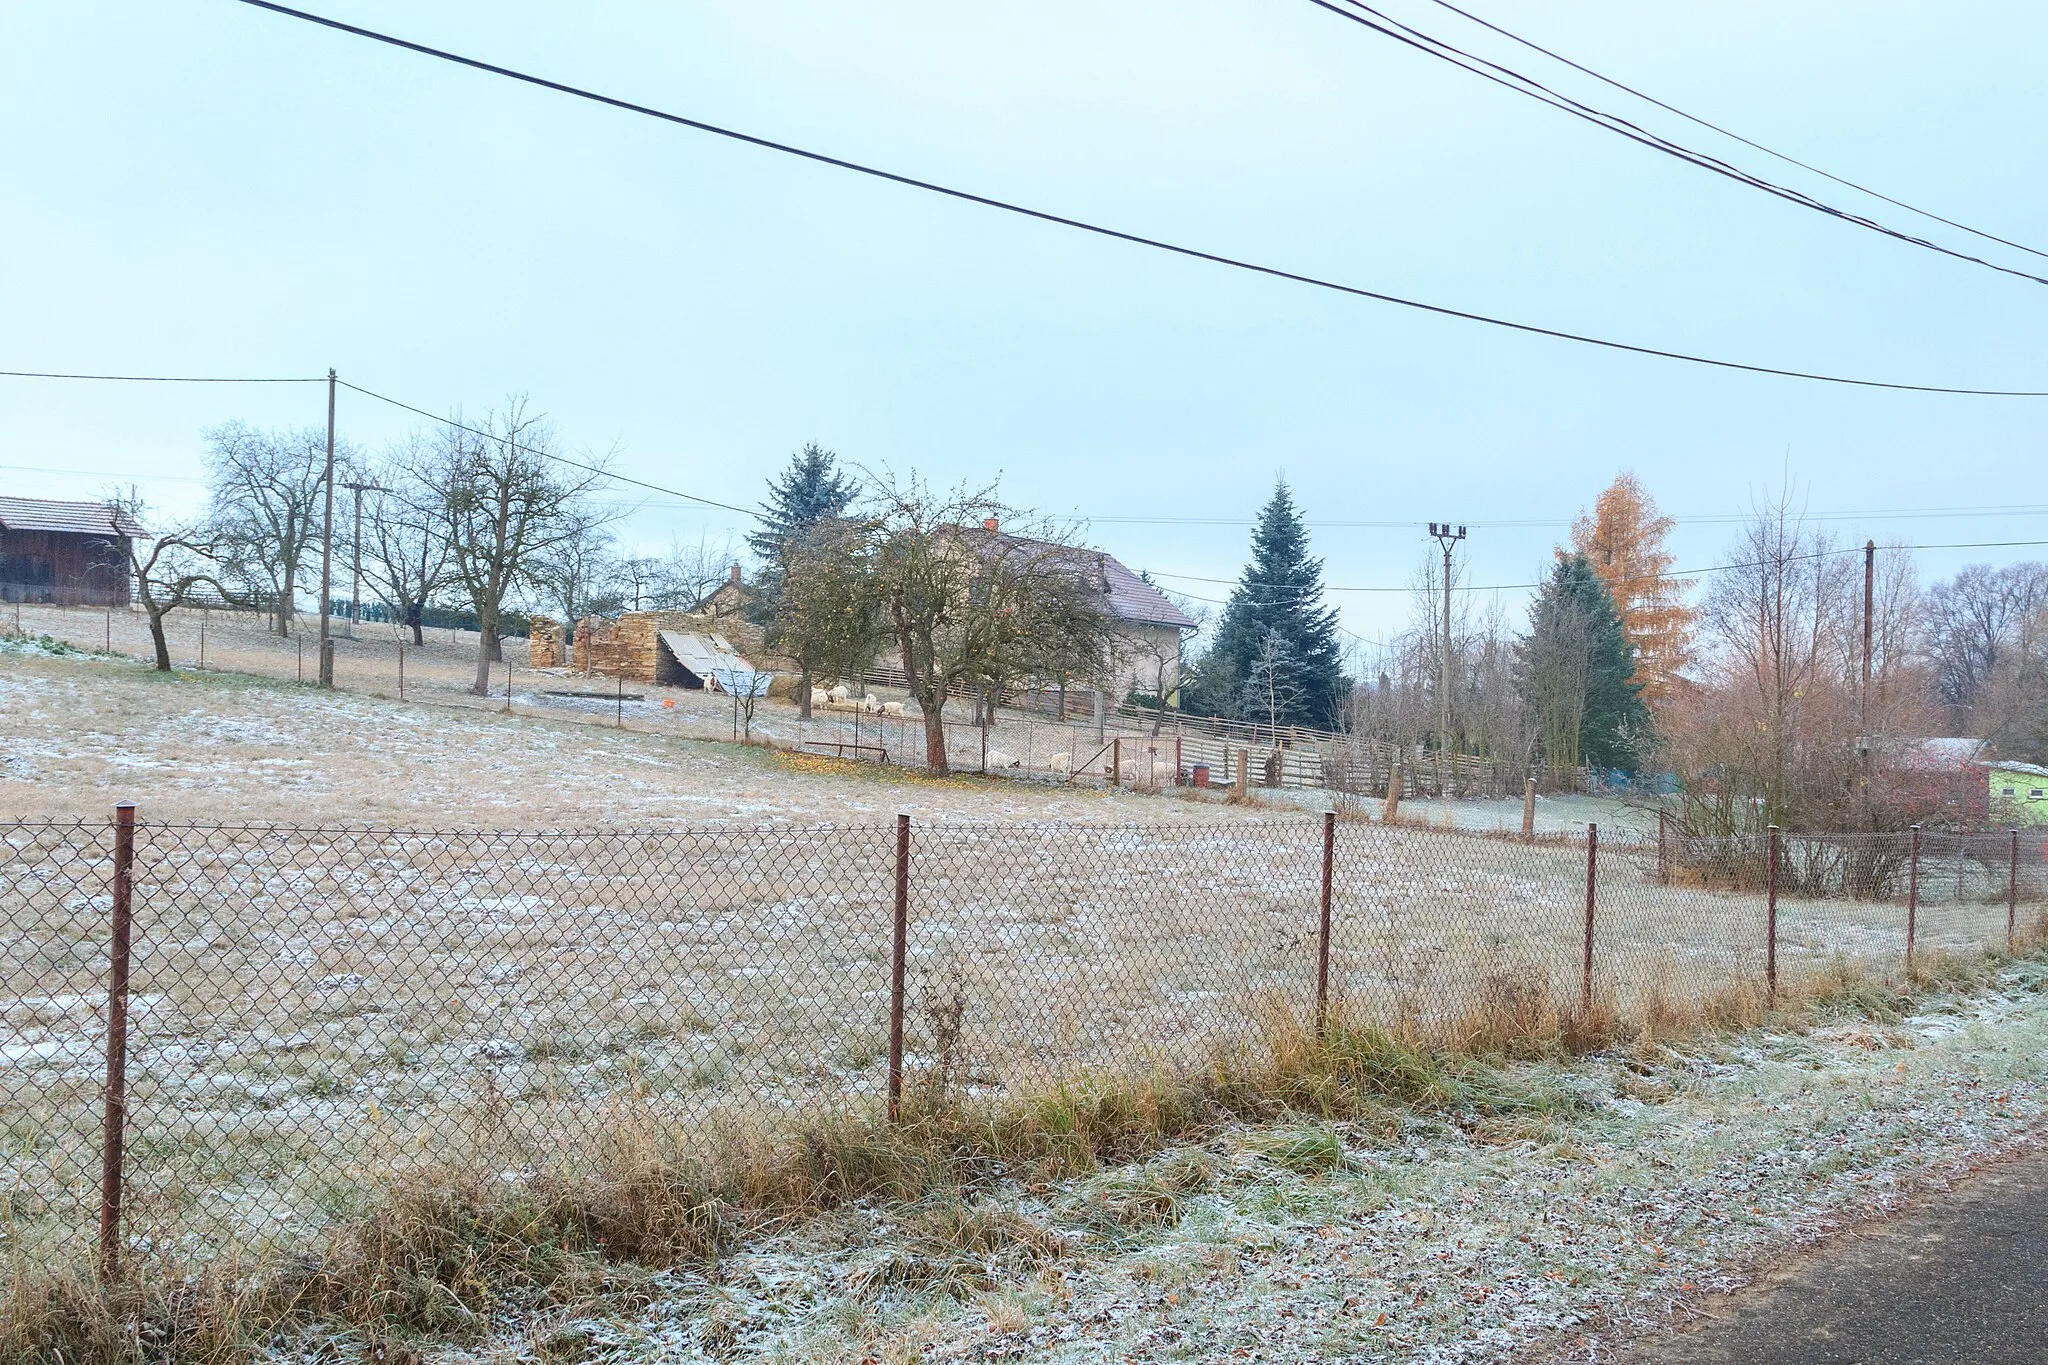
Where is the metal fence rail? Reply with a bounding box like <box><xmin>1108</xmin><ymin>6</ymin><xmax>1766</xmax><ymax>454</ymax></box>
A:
<box><xmin>2</xmin><ymin>811</ymin><xmax>2041</xmax><ymax>1279</ymax></box>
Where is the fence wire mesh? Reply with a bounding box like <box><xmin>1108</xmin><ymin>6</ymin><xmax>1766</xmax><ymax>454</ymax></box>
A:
<box><xmin>3</xmin><ymin>812</ymin><xmax>2046</xmax><ymax>1276</ymax></box>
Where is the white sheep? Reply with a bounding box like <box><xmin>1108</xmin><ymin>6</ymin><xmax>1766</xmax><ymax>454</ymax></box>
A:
<box><xmin>1118</xmin><ymin>761</ymin><xmax>1139</xmax><ymax>782</ymax></box>
<box><xmin>879</xmin><ymin>700</ymin><xmax>905</xmax><ymax>717</ymax></box>
<box><xmin>808</xmin><ymin>687</ymin><xmax>831</xmax><ymax>710</ymax></box>
<box><xmin>827</xmin><ymin>683</ymin><xmax>852</xmax><ymax>703</ymax></box>
<box><xmin>1047</xmin><ymin>751</ymin><xmax>1071</xmax><ymax>775</ymax></box>
<box><xmin>985</xmin><ymin>749</ymin><xmax>1022</xmax><ymax>769</ymax></box>
<box><xmin>1152</xmin><ymin>760</ymin><xmax>1177</xmax><ymax>785</ymax></box>
<box><xmin>860</xmin><ymin>694</ymin><xmax>882</xmax><ymax>713</ymax></box>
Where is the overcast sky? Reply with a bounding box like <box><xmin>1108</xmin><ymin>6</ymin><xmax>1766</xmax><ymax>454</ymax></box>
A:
<box><xmin>4</xmin><ymin>1</ymin><xmax>2045</xmax><ymax>658</ymax></box>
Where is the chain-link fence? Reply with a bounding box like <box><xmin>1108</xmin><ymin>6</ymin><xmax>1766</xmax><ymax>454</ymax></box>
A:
<box><xmin>4</xmin><ymin>810</ymin><xmax>2043</xmax><ymax>1281</ymax></box>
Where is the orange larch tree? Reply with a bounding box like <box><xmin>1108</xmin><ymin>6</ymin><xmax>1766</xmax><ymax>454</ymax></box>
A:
<box><xmin>1569</xmin><ymin>472</ymin><xmax>1695</xmax><ymax>708</ymax></box>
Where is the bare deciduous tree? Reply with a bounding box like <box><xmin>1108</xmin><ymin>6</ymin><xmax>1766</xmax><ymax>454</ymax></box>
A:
<box><xmin>204</xmin><ymin>423</ymin><xmax>337</xmax><ymax>635</ymax></box>
<box><xmin>361</xmin><ymin>432</ymin><xmax>455</xmax><ymax>645</ymax></box>
<box><xmin>106</xmin><ymin>489</ymin><xmax>230</xmax><ymax>672</ymax></box>
<box><xmin>421</xmin><ymin>399</ymin><xmax>607</xmax><ymax>696</ymax></box>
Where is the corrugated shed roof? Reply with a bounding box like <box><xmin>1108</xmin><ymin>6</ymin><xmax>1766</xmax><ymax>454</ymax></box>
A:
<box><xmin>0</xmin><ymin>496</ymin><xmax>148</xmax><ymax>538</ymax></box>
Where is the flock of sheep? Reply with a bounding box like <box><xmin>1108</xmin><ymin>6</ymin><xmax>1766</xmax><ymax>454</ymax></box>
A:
<box><xmin>809</xmin><ymin>684</ymin><xmax>1180</xmax><ymax>784</ymax></box>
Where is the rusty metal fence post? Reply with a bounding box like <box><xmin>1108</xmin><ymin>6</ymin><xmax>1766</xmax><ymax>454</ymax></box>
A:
<box><xmin>1581</xmin><ymin>823</ymin><xmax>1597</xmax><ymax>1017</ymax></box>
<box><xmin>397</xmin><ymin>642</ymin><xmax>405</xmax><ymax>699</ymax></box>
<box><xmin>1111</xmin><ymin>736</ymin><xmax>1121</xmax><ymax>789</ymax></box>
<box><xmin>2009</xmin><ymin>827</ymin><xmax>2020</xmax><ymax>953</ymax></box>
<box><xmin>1656</xmin><ymin>809</ymin><xmax>1669</xmax><ymax>884</ymax></box>
<box><xmin>886</xmin><ymin>812</ymin><xmax>910</xmax><ymax>1122</ymax></box>
<box><xmin>99</xmin><ymin>801</ymin><xmax>137</xmax><ymax>1281</ymax></box>
<box><xmin>1906</xmin><ymin>824</ymin><xmax>1921</xmax><ymax>969</ymax></box>
<box><xmin>1315</xmin><ymin>811</ymin><xmax>1335</xmax><ymax>1037</ymax></box>
<box><xmin>1765</xmin><ymin>825</ymin><xmax>1779</xmax><ymax>999</ymax></box>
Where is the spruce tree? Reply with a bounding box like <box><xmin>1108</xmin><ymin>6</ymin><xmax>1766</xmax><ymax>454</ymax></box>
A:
<box><xmin>1515</xmin><ymin>553</ymin><xmax>1649</xmax><ymax>775</ymax></box>
<box><xmin>746</xmin><ymin>443</ymin><xmax>858</xmax><ymax>566</ymax></box>
<box><xmin>1192</xmin><ymin>481</ymin><xmax>1348</xmax><ymax>729</ymax></box>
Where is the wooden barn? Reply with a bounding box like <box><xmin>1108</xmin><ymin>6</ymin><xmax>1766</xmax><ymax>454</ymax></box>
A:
<box><xmin>0</xmin><ymin>496</ymin><xmax>146</xmax><ymax>607</ymax></box>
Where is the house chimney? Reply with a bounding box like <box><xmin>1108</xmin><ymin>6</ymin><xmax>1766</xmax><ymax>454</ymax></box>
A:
<box><xmin>729</xmin><ymin>563</ymin><xmax>741</xmax><ymax>583</ymax></box>
<box><xmin>983</xmin><ymin>516</ymin><xmax>1000</xmax><ymax>532</ymax></box>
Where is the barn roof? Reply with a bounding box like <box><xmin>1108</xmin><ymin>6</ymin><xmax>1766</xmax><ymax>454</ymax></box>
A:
<box><xmin>969</xmin><ymin>528</ymin><xmax>1198</xmax><ymax>631</ymax></box>
<box><xmin>0</xmin><ymin>496</ymin><xmax>148</xmax><ymax>539</ymax></box>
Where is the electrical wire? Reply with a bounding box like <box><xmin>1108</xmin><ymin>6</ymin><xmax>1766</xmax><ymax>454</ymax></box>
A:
<box><xmin>225</xmin><ymin>0</ymin><xmax>2048</xmax><ymax>398</ymax></box>
<box><xmin>0</xmin><ymin>369</ymin><xmax>321</xmax><ymax>382</ymax></box>
<box><xmin>1308</xmin><ymin>0</ymin><xmax>2048</xmax><ymax>288</ymax></box>
<box><xmin>334</xmin><ymin>380</ymin><xmax>761</xmax><ymax>519</ymax></box>
<box><xmin>1418</xmin><ymin>0</ymin><xmax>2048</xmax><ymax>264</ymax></box>
<box><xmin>1148</xmin><ymin>537</ymin><xmax>2048</xmax><ymax>597</ymax></box>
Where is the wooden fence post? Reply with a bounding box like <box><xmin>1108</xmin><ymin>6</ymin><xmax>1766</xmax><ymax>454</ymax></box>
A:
<box><xmin>1765</xmin><ymin>825</ymin><xmax>1779</xmax><ymax>999</ymax></box>
<box><xmin>1316</xmin><ymin>811</ymin><xmax>1335</xmax><ymax>1037</ymax></box>
<box><xmin>1581</xmin><ymin>823</ymin><xmax>1598</xmax><ymax>1018</ymax></box>
<box><xmin>887</xmin><ymin>813</ymin><xmax>910</xmax><ymax>1122</ymax></box>
<box><xmin>99</xmin><ymin>801</ymin><xmax>136</xmax><ymax>1281</ymax></box>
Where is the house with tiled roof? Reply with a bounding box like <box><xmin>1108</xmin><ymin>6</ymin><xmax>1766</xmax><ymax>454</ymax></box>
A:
<box><xmin>0</xmin><ymin>495</ymin><xmax>147</xmax><ymax>607</ymax></box>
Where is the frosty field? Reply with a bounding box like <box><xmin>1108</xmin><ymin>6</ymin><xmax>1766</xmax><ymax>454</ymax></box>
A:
<box><xmin>0</xmin><ymin>638</ymin><xmax>2041</xmax><ymax>1364</ymax></box>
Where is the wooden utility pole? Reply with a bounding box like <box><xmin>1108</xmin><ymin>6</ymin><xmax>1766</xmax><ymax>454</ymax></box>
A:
<box><xmin>1428</xmin><ymin>522</ymin><xmax>1466</xmax><ymax>816</ymax></box>
<box><xmin>1860</xmin><ymin>539</ymin><xmax>1875</xmax><ymax>827</ymax></box>
<box><xmin>340</xmin><ymin>479</ymin><xmax>384</xmax><ymax>628</ymax></box>
<box><xmin>316</xmin><ymin>369</ymin><xmax>337</xmax><ymax>688</ymax></box>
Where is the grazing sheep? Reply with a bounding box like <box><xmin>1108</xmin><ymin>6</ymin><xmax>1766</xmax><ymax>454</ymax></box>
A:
<box><xmin>1152</xmin><ymin>760</ymin><xmax>1177</xmax><ymax>785</ymax></box>
<box><xmin>879</xmin><ymin>700</ymin><xmax>905</xmax><ymax>717</ymax></box>
<box><xmin>809</xmin><ymin>687</ymin><xmax>831</xmax><ymax>710</ymax></box>
<box><xmin>861</xmin><ymin>694</ymin><xmax>882</xmax><ymax>713</ymax></box>
<box><xmin>828</xmin><ymin>684</ymin><xmax>852</xmax><ymax>703</ymax></box>
<box><xmin>1047</xmin><ymin>751</ymin><xmax>1071</xmax><ymax>775</ymax></box>
<box><xmin>985</xmin><ymin>748</ymin><xmax>1022</xmax><ymax>769</ymax></box>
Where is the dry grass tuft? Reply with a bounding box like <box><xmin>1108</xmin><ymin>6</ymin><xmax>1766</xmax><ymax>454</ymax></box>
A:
<box><xmin>20</xmin><ymin>941</ymin><xmax>2048</xmax><ymax>1361</ymax></box>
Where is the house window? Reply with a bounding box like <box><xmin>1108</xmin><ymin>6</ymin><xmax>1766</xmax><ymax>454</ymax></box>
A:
<box><xmin>2004</xmin><ymin>787</ymin><xmax>2018</xmax><ymax>797</ymax></box>
<box><xmin>2033</xmin><ymin>789</ymin><xmax>2045</xmax><ymax>800</ymax></box>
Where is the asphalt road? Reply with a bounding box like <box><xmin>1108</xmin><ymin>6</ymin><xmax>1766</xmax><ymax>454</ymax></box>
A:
<box><xmin>1619</xmin><ymin>1144</ymin><xmax>2048</xmax><ymax>1364</ymax></box>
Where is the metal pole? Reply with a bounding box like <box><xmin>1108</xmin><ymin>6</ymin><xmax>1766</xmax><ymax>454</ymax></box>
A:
<box><xmin>615</xmin><ymin>672</ymin><xmax>624</xmax><ymax>728</ymax></box>
<box><xmin>2009</xmin><ymin>827</ymin><xmax>2020</xmax><ymax>954</ymax></box>
<box><xmin>1766</xmin><ymin>825</ymin><xmax>1779</xmax><ymax>999</ymax></box>
<box><xmin>1657</xmin><ymin>808</ymin><xmax>1668</xmax><ymax>883</ymax></box>
<box><xmin>317</xmin><ymin>368</ymin><xmax>337</xmax><ymax>688</ymax></box>
<box><xmin>104</xmin><ymin>605</ymin><xmax>111</xmax><ymax>652</ymax></box>
<box><xmin>1581</xmin><ymin>823</ymin><xmax>1597</xmax><ymax>1017</ymax></box>
<box><xmin>200</xmin><ymin>610</ymin><xmax>207</xmax><ymax>669</ymax></box>
<box><xmin>505</xmin><ymin>661</ymin><xmax>513</xmax><ymax>714</ymax></box>
<box><xmin>1112</xmin><ymin>736</ymin><xmax>1121</xmax><ymax>788</ymax></box>
<box><xmin>99</xmin><ymin>801</ymin><xmax>136</xmax><ymax>1281</ymax></box>
<box><xmin>398</xmin><ymin>643</ymin><xmax>405</xmax><ymax>700</ymax></box>
<box><xmin>886</xmin><ymin>812</ymin><xmax>910</xmax><ymax>1122</ymax></box>
<box><xmin>1906</xmin><ymin>824</ymin><xmax>1921</xmax><ymax>968</ymax></box>
<box><xmin>1316</xmin><ymin>811</ymin><xmax>1335</xmax><ymax>1037</ymax></box>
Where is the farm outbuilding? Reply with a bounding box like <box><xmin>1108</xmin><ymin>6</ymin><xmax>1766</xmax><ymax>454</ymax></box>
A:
<box><xmin>569</xmin><ymin>609</ymin><xmax>782</xmax><ymax>693</ymax></box>
<box><xmin>0</xmin><ymin>496</ymin><xmax>146</xmax><ymax>607</ymax></box>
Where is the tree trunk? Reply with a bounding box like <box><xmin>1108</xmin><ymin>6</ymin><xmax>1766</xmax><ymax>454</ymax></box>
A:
<box><xmin>147</xmin><ymin>606</ymin><xmax>172</xmax><ymax>671</ymax></box>
<box><xmin>1093</xmin><ymin>687</ymin><xmax>1106</xmax><ymax>743</ymax></box>
<box><xmin>408</xmin><ymin>606</ymin><xmax>424</xmax><ymax>647</ymax></box>
<box><xmin>473</xmin><ymin>622</ymin><xmax>496</xmax><ymax>695</ymax></box>
<box><xmin>797</xmin><ymin>663</ymin><xmax>813</xmax><ymax>719</ymax></box>
<box><xmin>920</xmin><ymin>694</ymin><xmax>949</xmax><ymax>772</ymax></box>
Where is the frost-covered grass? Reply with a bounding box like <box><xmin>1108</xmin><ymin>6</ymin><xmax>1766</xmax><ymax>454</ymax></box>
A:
<box><xmin>18</xmin><ymin>951</ymin><xmax>2039</xmax><ymax>1364</ymax></box>
<box><xmin>426</xmin><ymin>955</ymin><xmax>2048</xmax><ymax>1364</ymax></box>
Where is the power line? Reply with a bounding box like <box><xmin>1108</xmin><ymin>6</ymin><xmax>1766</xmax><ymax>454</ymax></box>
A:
<box><xmin>1149</xmin><ymin>537</ymin><xmax>2048</xmax><ymax>597</ymax></box>
<box><xmin>334</xmin><ymin>380</ymin><xmax>762</xmax><ymax>519</ymax></box>
<box><xmin>226</xmin><ymin>0</ymin><xmax>2048</xmax><ymax>399</ymax></box>
<box><xmin>1418</xmin><ymin>0</ymin><xmax>2048</xmax><ymax>264</ymax></box>
<box><xmin>1308</xmin><ymin>0</ymin><xmax>2048</xmax><ymax>288</ymax></box>
<box><xmin>0</xmin><ymin>369</ymin><xmax>322</xmax><ymax>383</ymax></box>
